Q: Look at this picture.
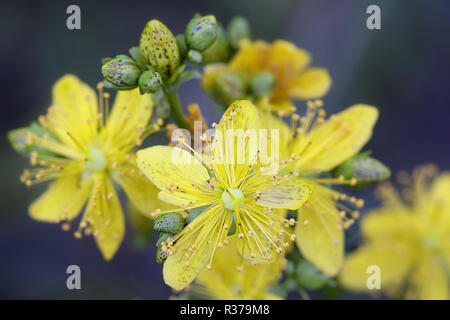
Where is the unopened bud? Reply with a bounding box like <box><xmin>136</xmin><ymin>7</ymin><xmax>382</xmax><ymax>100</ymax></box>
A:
<box><xmin>227</xmin><ymin>16</ymin><xmax>251</xmax><ymax>49</ymax></box>
<box><xmin>101</xmin><ymin>55</ymin><xmax>141</xmax><ymax>90</ymax></box>
<box><xmin>139</xmin><ymin>20</ymin><xmax>180</xmax><ymax>77</ymax></box>
<box><xmin>185</xmin><ymin>15</ymin><xmax>218</xmax><ymax>51</ymax></box>
<box><xmin>250</xmin><ymin>71</ymin><xmax>275</xmax><ymax>99</ymax></box>
<box><xmin>138</xmin><ymin>69</ymin><xmax>163</xmax><ymax>93</ymax></box>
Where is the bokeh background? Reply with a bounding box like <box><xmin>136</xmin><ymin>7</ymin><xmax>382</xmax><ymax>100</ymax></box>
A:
<box><xmin>1</xmin><ymin>0</ymin><xmax>449</xmax><ymax>299</ymax></box>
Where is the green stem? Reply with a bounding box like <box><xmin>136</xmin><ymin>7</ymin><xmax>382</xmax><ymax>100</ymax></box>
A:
<box><xmin>165</xmin><ymin>86</ymin><xmax>188</xmax><ymax>129</ymax></box>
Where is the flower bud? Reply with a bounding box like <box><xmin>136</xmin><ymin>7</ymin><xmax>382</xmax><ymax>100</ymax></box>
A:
<box><xmin>101</xmin><ymin>55</ymin><xmax>141</xmax><ymax>90</ymax></box>
<box><xmin>227</xmin><ymin>16</ymin><xmax>251</xmax><ymax>49</ymax></box>
<box><xmin>213</xmin><ymin>70</ymin><xmax>247</xmax><ymax>106</ymax></box>
<box><xmin>250</xmin><ymin>71</ymin><xmax>275</xmax><ymax>99</ymax></box>
<box><xmin>138</xmin><ymin>69</ymin><xmax>163</xmax><ymax>94</ymax></box>
<box><xmin>139</xmin><ymin>20</ymin><xmax>180</xmax><ymax>77</ymax></box>
<box><xmin>185</xmin><ymin>15</ymin><xmax>218</xmax><ymax>52</ymax></box>
<box><xmin>333</xmin><ymin>154</ymin><xmax>391</xmax><ymax>188</ymax></box>
<box><xmin>156</xmin><ymin>246</ymin><xmax>169</xmax><ymax>264</ymax></box>
<box><xmin>187</xmin><ymin>49</ymin><xmax>203</xmax><ymax>64</ymax></box>
<box><xmin>201</xmin><ymin>25</ymin><xmax>231</xmax><ymax>64</ymax></box>
<box><xmin>154</xmin><ymin>212</ymin><xmax>185</xmax><ymax>235</ymax></box>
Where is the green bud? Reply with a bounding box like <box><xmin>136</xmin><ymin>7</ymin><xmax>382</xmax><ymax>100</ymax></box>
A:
<box><xmin>202</xmin><ymin>25</ymin><xmax>231</xmax><ymax>64</ymax></box>
<box><xmin>156</xmin><ymin>232</ymin><xmax>171</xmax><ymax>247</ymax></box>
<box><xmin>156</xmin><ymin>246</ymin><xmax>169</xmax><ymax>264</ymax></box>
<box><xmin>139</xmin><ymin>20</ymin><xmax>180</xmax><ymax>77</ymax></box>
<box><xmin>154</xmin><ymin>212</ymin><xmax>185</xmax><ymax>235</ymax></box>
<box><xmin>333</xmin><ymin>154</ymin><xmax>391</xmax><ymax>188</ymax></box>
<box><xmin>8</xmin><ymin>123</ymin><xmax>57</xmax><ymax>158</ymax></box>
<box><xmin>185</xmin><ymin>15</ymin><xmax>218</xmax><ymax>51</ymax></box>
<box><xmin>175</xmin><ymin>34</ymin><xmax>188</xmax><ymax>59</ymax></box>
<box><xmin>138</xmin><ymin>69</ymin><xmax>163</xmax><ymax>94</ymax></box>
<box><xmin>185</xmin><ymin>205</ymin><xmax>209</xmax><ymax>224</ymax></box>
<box><xmin>227</xmin><ymin>16</ymin><xmax>251</xmax><ymax>49</ymax></box>
<box><xmin>250</xmin><ymin>71</ymin><xmax>276</xmax><ymax>99</ymax></box>
<box><xmin>212</xmin><ymin>70</ymin><xmax>247</xmax><ymax>106</ymax></box>
<box><xmin>101</xmin><ymin>54</ymin><xmax>142</xmax><ymax>90</ymax></box>
<box><xmin>187</xmin><ymin>49</ymin><xmax>203</xmax><ymax>64</ymax></box>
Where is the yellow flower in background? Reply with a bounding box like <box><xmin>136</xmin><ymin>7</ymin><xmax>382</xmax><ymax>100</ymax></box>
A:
<box><xmin>137</xmin><ymin>100</ymin><xmax>312</xmax><ymax>290</ymax></box>
<box><xmin>9</xmin><ymin>75</ymin><xmax>171</xmax><ymax>260</ymax></box>
<box><xmin>203</xmin><ymin>39</ymin><xmax>331</xmax><ymax>112</ymax></box>
<box><xmin>259</xmin><ymin>101</ymin><xmax>378</xmax><ymax>276</ymax></box>
<box><xmin>193</xmin><ymin>237</ymin><xmax>284</xmax><ymax>300</ymax></box>
<box><xmin>340</xmin><ymin>165</ymin><xmax>450</xmax><ymax>300</ymax></box>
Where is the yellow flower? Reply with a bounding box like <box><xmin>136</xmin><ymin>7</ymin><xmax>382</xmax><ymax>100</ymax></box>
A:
<box><xmin>13</xmin><ymin>74</ymin><xmax>172</xmax><ymax>260</ymax></box>
<box><xmin>259</xmin><ymin>101</ymin><xmax>379</xmax><ymax>276</ymax></box>
<box><xmin>340</xmin><ymin>165</ymin><xmax>450</xmax><ymax>300</ymax></box>
<box><xmin>193</xmin><ymin>237</ymin><xmax>284</xmax><ymax>300</ymax></box>
<box><xmin>136</xmin><ymin>100</ymin><xmax>312</xmax><ymax>290</ymax></box>
<box><xmin>203</xmin><ymin>39</ymin><xmax>331</xmax><ymax>112</ymax></box>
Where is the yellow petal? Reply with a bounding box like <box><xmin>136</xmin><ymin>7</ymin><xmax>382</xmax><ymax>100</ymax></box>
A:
<box><xmin>104</xmin><ymin>89</ymin><xmax>153</xmax><ymax>150</ymax></box>
<box><xmin>229</xmin><ymin>39</ymin><xmax>271</xmax><ymax>76</ymax></box>
<box><xmin>29</xmin><ymin>174</ymin><xmax>91</xmax><ymax>222</ymax></box>
<box><xmin>339</xmin><ymin>243</ymin><xmax>414</xmax><ymax>294</ymax></box>
<box><xmin>407</xmin><ymin>255</ymin><xmax>449</xmax><ymax>300</ymax></box>
<box><xmin>361</xmin><ymin>208</ymin><xmax>421</xmax><ymax>243</ymax></box>
<box><xmin>267</xmin><ymin>40</ymin><xmax>310</xmax><ymax>81</ymax></box>
<box><xmin>212</xmin><ymin>100</ymin><xmax>260</xmax><ymax>185</ymax></box>
<box><xmin>136</xmin><ymin>145</ymin><xmax>210</xmax><ymax>206</ymax></box>
<box><xmin>258</xmin><ymin>109</ymin><xmax>291</xmax><ymax>157</ymax></box>
<box><xmin>289</xmin><ymin>68</ymin><xmax>332</xmax><ymax>100</ymax></box>
<box><xmin>113</xmin><ymin>170</ymin><xmax>176</xmax><ymax>218</ymax></box>
<box><xmin>163</xmin><ymin>229</ymin><xmax>214</xmax><ymax>291</ymax></box>
<box><xmin>427</xmin><ymin>173</ymin><xmax>450</xmax><ymax>232</ymax></box>
<box><xmin>43</xmin><ymin>75</ymin><xmax>98</xmax><ymax>151</ymax></box>
<box><xmin>85</xmin><ymin>174</ymin><xmax>124</xmax><ymax>261</ymax></box>
<box><xmin>294</xmin><ymin>104</ymin><xmax>379</xmax><ymax>173</ymax></box>
<box><xmin>295</xmin><ymin>185</ymin><xmax>343</xmax><ymax>276</ymax></box>
<box><xmin>254</xmin><ymin>181</ymin><xmax>312</xmax><ymax>209</ymax></box>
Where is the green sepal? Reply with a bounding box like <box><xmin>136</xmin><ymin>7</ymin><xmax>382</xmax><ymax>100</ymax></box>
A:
<box><xmin>295</xmin><ymin>260</ymin><xmax>331</xmax><ymax>290</ymax></box>
<box><xmin>186</xmin><ymin>205</ymin><xmax>210</xmax><ymax>224</ymax></box>
<box><xmin>156</xmin><ymin>232</ymin><xmax>171</xmax><ymax>247</ymax></box>
<box><xmin>8</xmin><ymin>122</ymin><xmax>58</xmax><ymax>158</ymax></box>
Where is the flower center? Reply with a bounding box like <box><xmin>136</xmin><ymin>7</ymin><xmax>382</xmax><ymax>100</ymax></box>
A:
<box><xmin>85</xmin><ymin>148</ymin><xmax>107</xmax><ymax>172</ymax></box>
<box><xmin>221</xmin><ymin>188</ymin><xmax>245</xmax><ymax>211</ymax></box>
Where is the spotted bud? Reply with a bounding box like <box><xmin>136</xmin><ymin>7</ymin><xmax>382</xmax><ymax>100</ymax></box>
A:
<box><xmin>139</xmin><ymin>20</ymin><xmax>180</xmax><ymax>77</ymax></box>
<box><xmin>154</xmin><ymin>212</ymin><xmax>185</xmax><ymax>235</ymax></box>
<box><xmin>156</xmin><ymin>232</ymin><xmax>171</xmax><ymax>247</ymax></box>
<box><xmin>227</xmin><ymin>16</ymin><xmax>251</xmax><ymax>49</ymax></box>
<box><xmin>333</xmin><ymin>154</ymin><xmax>391</xmax><ymax>188</ymax></box>
<box><xmin>185</xmin><ymin>15</ymin><xmax>217</xmax><ymax>52</ymax></box>
<box><xmin>250</xmin><ymin>71</ymin><xmax>275</xmax><ymax>99</ymax></box>
<box><xmin>138</xmin><ymin>69</ymin><xmax>163</xmax><ymax>94</ymax></box>
<box><xmin>187</xmin><ymin>49</ymin><xmax>203</xmax><ymax>64</ymax></box>
<box><xmin>101</xmin><ymin>55</ymin><xmax>141</xmax><ymax>90</ymax></box>
<box><xmin>201</xmin><ymin>25</ymin><xmax>231</xmax><ymax>64</ymax></box>
<box><xmin>156</xmin><ymin>246</ymin><xmax>169</xmax><ymax>264</ymax></box>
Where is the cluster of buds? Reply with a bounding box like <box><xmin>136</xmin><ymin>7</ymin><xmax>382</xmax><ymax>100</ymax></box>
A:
<box><xmin>154</xmin><ymin>206</ymin><xmax>210</xmax><ymax>264</ymax></box>
<box><xmin>204</xmin><ymin>69</ymin><xmax>276</xmax><ymax>107</ymax></box>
